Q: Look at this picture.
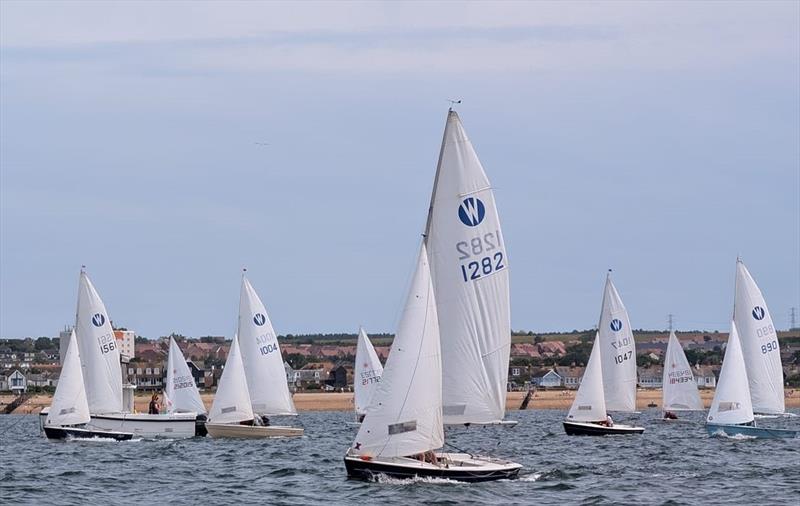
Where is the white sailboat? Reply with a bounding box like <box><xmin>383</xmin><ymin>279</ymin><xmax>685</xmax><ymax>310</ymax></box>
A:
<box><xmin>706</xmin><ymin>322</ymin><xmax>796</xmax><ymax>438</ymax></box>
<box><xmin>74</xmin><ymin>270</ymin><xmax>198</xmax><ymax>438</ymax></box>
<box><xmin>597</xmin><ymin>272</ymin><xmax>637</xmax><ymax>412</ymax></box>
<box><xmin>354</xmin><ymin>327</ymin><xmax>383</xmax><ymax>422</ymax></box>
<box><xmin>733</xmin><ymin>259</ymin><xmax>786</xmax><ymax>416</ymax></box>
<box><xmin>43</xmin><ymin>330</ymin><xmax>133</xmax><ymax>440</ymax></box>
<box><xmin>344</xmin><ymin>243</ymin><xmax>521</xmax><ymax>481</ymax></box>
<box><xmin>661</xmin><ymin>330</ymin><xmax>703</xmax><ymax>418</ymax></box>
<box><xmin>164</xmin><ymin>337</ymin><xmax>207</xmax><ymax>416</ymax></box>
<box><xmin>563</xmin><ymin>333</ymin><xmax>644</xmax><ymax>435</ymax></box>
<box><xmin>235</xmin><ymin>274</ymin><xmax>303</xmax><ymax>436</ymax></box>
<box><xmin>423</xmin><ymin>109</ymin><xmax>515</xmax><ymax>428</ymax></box>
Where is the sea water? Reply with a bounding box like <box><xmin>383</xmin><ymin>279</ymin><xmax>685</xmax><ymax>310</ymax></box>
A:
<box><xmin>1</xmin><ymin>409</ymin><xmax>798</xmax><ymax>505</ymax></box>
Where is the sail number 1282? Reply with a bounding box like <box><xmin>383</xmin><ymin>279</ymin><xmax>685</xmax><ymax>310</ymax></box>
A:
<box><xmin>456</xmin><ymin>231</ymin><xmax>505</xmax><ymax>282</ymax></box>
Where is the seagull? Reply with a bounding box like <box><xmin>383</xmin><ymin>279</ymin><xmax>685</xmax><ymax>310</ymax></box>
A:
<box><xmin>448</xmin><ymin>99</ymin><xmax>462</xmax><ymax>106</ymax></box>
<box><xmin>254</xmin><ymin>142</ymin><xmax>270</xmax><ymax>146</ymax></box>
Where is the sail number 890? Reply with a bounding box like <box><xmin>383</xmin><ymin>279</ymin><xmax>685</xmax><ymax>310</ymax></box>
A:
<box><xmin>761</xmin><ymin>340</ymin><xmax>777</xmax><ymax>354</ymax></box>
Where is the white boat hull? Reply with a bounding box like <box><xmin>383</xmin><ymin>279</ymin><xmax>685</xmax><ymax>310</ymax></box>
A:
<box><xmin>89</xmin><ymin>413</ymin><xmax>198</xmax><ymax>439</ymax></box>
<box><xmin>206</xmin><ymin>423</ymin><xmax>304</xmax><ymax>438</ymax></box>
<box><xmin>344</xmin><ymin>452</ymin><xmax>521</xmax><ymax>482</ymax></box>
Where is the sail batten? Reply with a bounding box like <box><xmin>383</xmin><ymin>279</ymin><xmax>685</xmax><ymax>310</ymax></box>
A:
<box><xmin>424</xmin><ymin>110</ymin><xmax>511</xmax><ymax>425</ymax></box>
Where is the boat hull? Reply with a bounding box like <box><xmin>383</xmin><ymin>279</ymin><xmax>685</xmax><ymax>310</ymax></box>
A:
<box><xmin>43</xmin><ymin>425</ymin><xmax>134</xmax><ymax>441</ymax></box>
<box><xmin>89</xmin><ymin>413</ymin><xmax>198</xmax><ymax>439</ymax></box>
<box><xmin>344</xmin><ymin>452</ymin><xmax>521</xmax><ymax>482</ymax></box>
<box><xmin>563</xmin><ymin>421</ymin><xmax>645</xmax><ymax>436</ymax></box>
<box><xmin>706</xmin><ymin>423</ymin><xmax>798</xmax><ymax>439</ymax></box>
<box><xmin>205</xmin><ymin>423</ymin><xmax>304</xmax><ymax>438</ymax></box>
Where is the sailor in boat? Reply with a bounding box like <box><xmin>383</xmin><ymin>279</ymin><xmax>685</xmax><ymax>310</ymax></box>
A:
<box><xmin>602</xmin><ymin>413</ymin><xmax>614</xmax><ymax>427</ymax></box>
<box><xmin>149</xmin><ymin>393</ymin><xmax>161</xmax><ymax>414</ymax></box>
<box><xmin>663</xmin><ymin>411</ymin><xmax>678</xmax><ymax>420</ymax></box>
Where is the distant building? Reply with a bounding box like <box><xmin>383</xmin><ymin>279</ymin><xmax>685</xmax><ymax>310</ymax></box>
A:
<box><xmin>1</xmin><ymin>369</ymin><xmax>27</xmax><ymax>394</ymax></box>
<box><xmin>638</xmin><ymin>366</ymin><xmax>663</xmax><ymax>388</ymax></box>
<box><xmin>59</xmin><ymin>327</ymin><xmax>73</xmax><ymax>364</ymax></box>
<box><xmin>114</xmin><ymin>330</ymin><xmax>135</xmax><ymax>361</ymax></box>
<box><xmin>554</xmin><ymin>366</ymin><xmax>585</xmax><ymax>389</ymax></box>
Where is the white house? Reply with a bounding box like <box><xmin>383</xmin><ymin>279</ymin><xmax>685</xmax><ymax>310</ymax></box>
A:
<box><xmin>2</xmin><ymin>369</ymin><xmax>27</xmax><ymax>394</ymax></box>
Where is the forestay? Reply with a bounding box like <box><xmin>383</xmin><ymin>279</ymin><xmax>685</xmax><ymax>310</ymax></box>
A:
<box><xmin>165</xmin><ymin>337</ymin><xmax>206</xmax><ymax>415</ymax></box>
<box><xmin>354</xmin><ymin>328</ymin><xmax>384</xmax><ymax>416</ymax></box>
<box><xmin>597</xmin><ymin>274</ymin><xmax>637</xmax><ymax>412</ymax></box>
<box><xmin>566</xmin><ymin>334</ymin><xmax>606</xmax><ymax>423</ymax></box>
<box><xmin>734</xmin><ymin>260</ymin><xmax>784</xmax><ymax>415</ymax></box>
<box><xmin>209</xmin><ymin>334</ymin><xmax>254</xmax><ymax>424</ymax></box>
<box><xmin>662</xmin><ymin>331</ymin><xmax>703</xmax><ymax>411</ymax></box>
<box><xmin>237</xmin><ymin>276</ymin><xmax>296</xmax><ymax>415</ymax></box>
<box><xmin>707</xmin><ymin>323</ymin><xmax>754</xmax><ymax>426</ymax></box>
<box><xmin>351</xmin><ymin>243</ymin><xmax>444</xmax><ymax>458</ymax></box>
<box><xmin>76</xmin><ymin>271</ymin><xmax>123</xmax><ymax>414</ymax></box>
<box><xmin>424</xmin><ymin>110</ymin><xmax>511</xmax><ymax>425</ymax></box>
<box><xmin>46</xmin><ymin>330</ymin><xmax>90</xmax><ymax>427</ymax></box>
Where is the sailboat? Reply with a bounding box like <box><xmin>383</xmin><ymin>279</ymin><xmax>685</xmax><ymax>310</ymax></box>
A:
<box><xmin>423</xmin><ymin>109</ymin><xmax>516</xmax><ymax>429</ymax></box>
<box><xmin>68</xmin><ymin>270</ymin><xmax>199</xmax><ymax>438</ymax></box>
<box><xmin>206</xmin><ymin>275</ymin><xmax>303</xmax><ymax>438</ymax></box>
<box><xmin>344</xmin><ymin>243</ymin><xmax>521</xmax><ymax>481</ymax></box>
<box><xmin>164</xmin><ymin>337</ymin><xmax>208</xmax><ymax>436</ymax></box>
<box><xmin>706</xmin><ymin>322</ymin><xmax>796</xmax><ymax>438</ymax></box>
<box><xmin>597</xmin><ymin>272</ymin><xmax>638</xmax><ymax>413</ymax></box>
<box><xmin>563</xmin><ymin>333</ymin><xmax>645</xmax><ymax>435</ymax></box>
<box><xmin>354</xmin><ymin>327</ymin><xmax>383</xmax><ymax>423</ymax></box>
<box><xmin>661</xmin><ymin>330</ymin><xmax>703</xmax><ymax>419</ymax></box>
<box><xmin>733</xmin><ymin>259</ymin><xmax>788</xmax><ymax>416</ymax></box>
<box><xmin>43</xmin><ymin>330</ymin><xmax>133</xmax><ymax>441</ymax></box>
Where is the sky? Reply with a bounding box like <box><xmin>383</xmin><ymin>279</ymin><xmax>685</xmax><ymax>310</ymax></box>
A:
<box><xmin>1</xmin><ymin>1</ymin><xmax>798</xmax><ymax>339</ymax></box>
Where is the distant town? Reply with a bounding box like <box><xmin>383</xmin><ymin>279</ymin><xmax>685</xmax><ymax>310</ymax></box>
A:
<box><xmin>2</xmin><ymin>327</ymin><xmax>799</xmax><ymax>396</ymax></box>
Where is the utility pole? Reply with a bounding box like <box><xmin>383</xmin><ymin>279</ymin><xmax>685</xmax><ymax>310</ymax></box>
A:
<box><xmin>667</xmin><ymin>314</ymin><xmax>674</xmax><ymax>332</ymax></box>
<box><xmin>791</xmin><ymin>307</ymin><xmax>797</xmax><ymax>330</ymax></box>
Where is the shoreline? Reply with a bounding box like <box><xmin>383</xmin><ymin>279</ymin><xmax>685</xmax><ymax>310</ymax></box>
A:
<box><xmin>4</xmin><ymin>389</ymin><xmax>800</xmax><ymax>415</ymax></box>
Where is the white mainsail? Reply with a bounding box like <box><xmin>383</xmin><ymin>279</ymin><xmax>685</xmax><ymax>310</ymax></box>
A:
<box><xmin>237</xmin><ymin>276</ymin><xmax>296</xmax><ymax>416</ymax></box>
<box><xmin>165</xmin><ymin>337</ymin><xmax>206</xmax><ymax>415</ymax></box>
<box><xmin>208</xmin><ymin>334</ymin><xmax>254</xmax><ymax>424</ymax></box>
<box><xmin>354</xmin><ymin>327</ymin><xmax>384</xmax><ymax>416</ymax></box>
<box><xmin>662</xmin><ymin>331</ymin><xmax>703</xmax><ymax>412</ymax></box>
<box><xmin>46</xmin><ymin>330</ymin><xmax>90</xmax><ymax>427</ymax></box>
<box><xmin>351</xmin><ymin>243</ymin><xmax>444</xmax><ymax>458</ymax></box>
<box><xmin>75</xmin><ymin>271</ymin><xmax>123</xmax><ymax>414</ymax></box>
<box><xmin>707</xmin><ymin>322</ymin><xmax>754</xmax><ymax>425</ymax></box>
<box><xmin>424</xmin><ymin>109</ymin><xmax>511</xmax><ymax>425</ymax></box>
<box><xmin>597</xmin><ymin>274</ymin><xmax>637</xmax><ymax>412</ymax></box>
<box><xmin>566</xmin><ymin>334</ymin><xmax>606</xmax><ymax>423</ymax></box>
<box><xmin>733</xmin><ymin>260</ymin><xmax>785</xmax><ymax>415</ymax></box>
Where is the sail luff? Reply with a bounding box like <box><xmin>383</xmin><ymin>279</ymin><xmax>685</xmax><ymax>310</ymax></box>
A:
<box><xmin>423</xmin><ymin>109</ymin><xmax>454</xmax><ymax>239</ymax></box>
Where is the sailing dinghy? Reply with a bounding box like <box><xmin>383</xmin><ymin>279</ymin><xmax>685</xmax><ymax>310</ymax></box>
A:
<box><xmin>733</xmin><ymin>260</ymin><xmax>790</xmax><ymax>417</ymax></box>
<box><xmin>597</xmin><ymin>272</ymin><xmax>638</xmax><ymax>414</ymax></box>
<box><xmin>165</xmin><ymin>337</ymin><xmax>208</xmax><ymax>436</ymax></box>
<box><xmin>43</xmin><ymin>330</ymin><xmax>133</xmax><ymax>441</ymax></box>
<box><xmin>563</xmin><ymin>333</ymin><xmax>644</xmax><ymax>436</ymax></box>
<box><xmin>661</xmin><ymin>330</ymin><xmax>703</xmax><ymax>420</ymax></box>
<box><xmin>344</xmin><ymin>243</ymin><xmax>521</xmax><ymax>481</ymax></box>
<box><xmin>73</xmin><ymin>270</ymin><xmax>198</xmax><ymax>438</ymax></box>
<box><xmin>706</xmin><ymin>322</ymin><xmax>796</xmax><ymax>438</ymax></box>
<box><xmin>354</xmin><ymin>327</ymin><xmax>383</xmax><ymax>423</ymax></box>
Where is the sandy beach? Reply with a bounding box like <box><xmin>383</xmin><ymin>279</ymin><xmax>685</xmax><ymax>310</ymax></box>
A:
<box><xmin>4</xmin><ymin>388</ymin><xmax>800</xmax><ymax>415</ymax></box>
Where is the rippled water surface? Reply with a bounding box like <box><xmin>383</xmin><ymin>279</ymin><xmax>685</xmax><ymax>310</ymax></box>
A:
<box><xmin>1</xmin><ymin>409</ymin><xmax>799</xmax><ymax>505</ymax></box>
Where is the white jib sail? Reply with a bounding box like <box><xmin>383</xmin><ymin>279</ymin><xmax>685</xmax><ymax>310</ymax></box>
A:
<box><xmin>76</xmin><ymin>271</ymin><xmax>123</xmax><ymax>414</ymax></box>
<box><xmin>733</xmin><ymin>260</ymin><xmax>785</xmax><ymax>415</ymax></box>
<box><xmin>209</xmin><ymin>334</ymin><xmax>254</xmax><ymax>424</ymax></box>
<box><xmin>707</xmin><ymin>322</ymin><xmax>754</xmax><ymax>425</ymax></box>
<box><xmin>165</xmin><ymin>337</ymin><xmax>206</xmax><ymax>415</ymax></box>
<box><xmin>424</xmin><ymin>110</ymin><xmax>511</xmax><ymax>425</ymax></box>
<box><xmin>237</xmin><ymin>276</ymin><xmax>296</xmax><ymax>415</ymax></box>
<box><xmin>354</xmin><ymin>327</ymin><xmax>384</xmax><ymax>416</ymax></box>
<box><xmin>566</xmin><ymin>333</ymin><xmax>607</xmax><ymax>423</ymax></box>
<box><xmin>597</xmin><ymin>274</ymin><xmax>637</xmax><ymax>412</ymax></box>
<box><xmin>662</xmin><ymin>331</ymin><xmax>703</xmax><ymax>411</ymax></box>
<box><xmin>351</xmin><ymin>243</ymin><xmax>444</xmax><ymax>458</ymax></box>
<box><xmin>46</xmin><ymin>330</ymin><xmax>91</xmax><ymax>427</ymax></box>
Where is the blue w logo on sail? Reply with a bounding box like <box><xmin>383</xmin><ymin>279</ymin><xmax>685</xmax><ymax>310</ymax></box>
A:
<box><xmin>752</xmin><ymin>306</ymin><xmax>765</xmax><ymax>321</ymax></box>
<box><xmin>610</xmin><ymin>319</ymin><xmax>623</xmax><ymax>332</ymax></box>
<box><xmin>91</xmin><ymin>313</ymin><xmax>105</xmax><ymax>327</ymax></box>
<box><xmin>253</xmin><ymin>313</ymin><xmax>267</xmax><ymax>326</ymax></box>
<box><xmin>458</xmin><ymin>197</ymin><xmax>486</xmax><ymax>227</ymax></box>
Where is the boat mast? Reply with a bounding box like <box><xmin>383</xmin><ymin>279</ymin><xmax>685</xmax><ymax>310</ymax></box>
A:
<box><xmin>423</xmin><ymin>109</ymin><xmax>455</xmax><ymax>241</ymax></box>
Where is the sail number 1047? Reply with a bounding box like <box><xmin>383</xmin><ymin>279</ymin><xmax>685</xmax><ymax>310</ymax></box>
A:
<box><xmin>456</xmin><ymin>231</ymin><xmax>506</xmax><ymax>282</ymax></box>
